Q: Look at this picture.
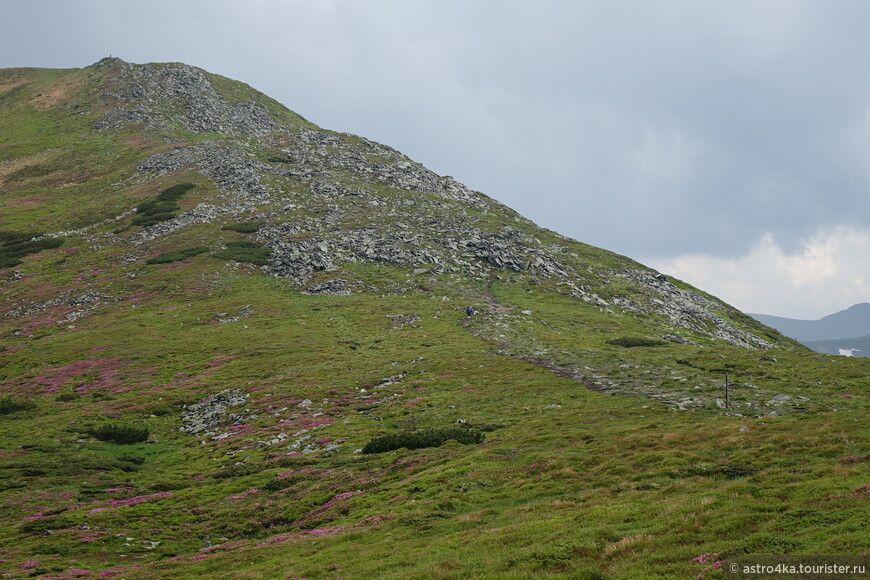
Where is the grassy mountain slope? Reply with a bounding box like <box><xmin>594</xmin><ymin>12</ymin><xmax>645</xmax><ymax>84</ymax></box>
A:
<box><xmin>0</xmin><ymin>59</ymin><xmax>867</xmax><ymax>579</ymax></box>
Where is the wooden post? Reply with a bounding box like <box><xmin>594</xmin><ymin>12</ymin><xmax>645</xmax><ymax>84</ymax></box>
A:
<box><xmin>725</xmin><ymin>372</ymin><xmax>730</xmax><ymax>409</ymax></box>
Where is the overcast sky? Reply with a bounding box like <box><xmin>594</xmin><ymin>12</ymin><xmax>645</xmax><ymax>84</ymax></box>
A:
<box><xmin>3</xmin><ymin>0</ymin><xmax>870</xmax><ymax>319</ymax></box>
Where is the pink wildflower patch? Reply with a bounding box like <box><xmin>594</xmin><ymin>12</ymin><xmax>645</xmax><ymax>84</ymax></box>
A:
<box><xmin>691</xmin><ymin>552</ymin><xmax>724</xmax><ymax>579</ymax></box>
<box><xmin>0</xmin><ymin>357</ymin><xmax>131</xmax><ymax>397</ymax></box>
<box><xmin>847</xmin><ymin>484</ymin><xmax>870</xmax><ymax>498</ymax></box>
<box><xmin>302</xmin><ymin>418</ymin><xmax>334</xmax><ymax>429</ymax></box>
<box><xmin>108</xmin><ymin>492</ymin><xmax>174</xmax><ymax>506</ymax></box>
<box><xmin>203</xmin><ymin>355</ymin><xmax>235</xmax><ymax>369</ymax></box>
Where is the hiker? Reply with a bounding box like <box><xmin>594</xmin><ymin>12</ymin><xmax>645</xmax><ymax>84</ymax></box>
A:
<box><xmin>465</xmin><ymin>306</ymin><xmax>475</xmax><ymax>317</ymax></box>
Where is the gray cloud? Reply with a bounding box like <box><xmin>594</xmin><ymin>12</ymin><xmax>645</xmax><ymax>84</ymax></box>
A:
<box><xmin>3</xmin><ymin>0</ymin><xmax>870</xmax><ymax>316</ymax></box>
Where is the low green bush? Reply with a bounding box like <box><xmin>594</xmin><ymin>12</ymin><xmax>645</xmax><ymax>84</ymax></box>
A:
<box><xmin>158</xmin><ymin>183</ymin><xmax>196</xmax><ymax>202</ymax></box>
<box><xmin>89</xmin><ymin>423</ymin><xmax>150</xmax><ymax>444</ymax></box>
<box><xmin>213</xmin><ymin>241</ymin><xmax>271</xmax><ymax>265</ymax></box>
<box><xmin>132</xmin><ymin>183</ymin><xmax>195</xmax><ymax>227</ymax></box>
<box><xmin>0</xmin><ymin>232</ymin><xmax>63</xmax><ymax>267</ymax></box>
<box><xmin>146</xmin><ymin>246</ymin><xmax>208</xmax><ymax>265</ymax></box>
<box><xmin>362</xmin><ymin>427</ymin><xmax>484</xmax><ymax>454</ymax></box>
<box><xmin>20</xmin><ymin>515</ymin><xmax>76</xmax><ymax>535</ymax></box>
<box><xmin>132</xmin><ymin>212</ymin><xmax>177</xmax><ymax>227</ymax></box>
<box><xmin>55</xmin><ymin>392</ymin><xmax>81</xmax><ymax>402</ymax></box>
<box><xmin>0</xmin><ymin>396</ymin><xmax>36</xmax><ymax>415</ymax></box>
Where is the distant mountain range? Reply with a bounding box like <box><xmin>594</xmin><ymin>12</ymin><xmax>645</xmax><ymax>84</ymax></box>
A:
<box><xmin>749</xmin><ymin>303</ymin><xmax>870</xmax><ymax>356</ymax></box>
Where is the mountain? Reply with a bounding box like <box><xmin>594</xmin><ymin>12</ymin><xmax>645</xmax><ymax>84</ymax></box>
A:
<box><xmin>749</xmin><ymin>303</ymin><xmax>870</xmax><ymax>342</ymax></box>
<box><xmin>0</xmin><ymin>59</ymin><xmax>866</xmax><ymax>579</ymax></box>
<box><xmin>802</xmin><ymin>334</ymin><xmax>870</xmax><ymax>357</ymax></box>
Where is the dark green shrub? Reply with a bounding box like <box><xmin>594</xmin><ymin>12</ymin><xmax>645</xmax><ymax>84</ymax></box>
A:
<box><xmin>222</xmin><ymin>222</ymin><xmax>263</xmax><ymax>233</ymax></box>
<box><xmin>362</xmin><ymin>427</ymin><xmax>484</xmax><ymax>454</ymax></box>
<box><xmin>20</xmin><ymin>515</ymin><xmax>76</xmax><ymax>535</ymax></box>
<box><xmin>145</xmin><ymin>403</ymin><xmax>173</xmax><ymax>416</ymax></box>
<box><xmin>89</xmin><ymin>423</ymin><xmax>150</xmax><ymax>444</ymax></box>
<box><xmin>132</xmin><ymin>213</ymin><xmax>176</xmax><ymax>227</ymax></box>
<box><xmin>0</xmin><ymin>232</ymin><xmax>63</xmax><ymax>268</ymax></box>
<box><xmin>262</xmin><ymin>478</ymin><xmax>292</xmax><ymax>492</ymax></box>
<box><xmin>606</xmin><ymin>337</ymin><xmax>667</xmax><ymax>348</ymax></box>
<box><xmin>213</xmin><ymin>241</ymin><xmax>271</xmax><ymax>266</ymax></box>
<box><xmin>0</xmin><ymin>230</ymin><xmax>42</xmax><ymax>244</ymax></box>
<box><xmin>0</xmin><ymin>396</ymin><xmax>36</xmax><ymax>415</ymax></box>
<box><xmin>158</xmin><ymin>183</ymin><xmax>196</xmax><ymax>202</ymax></box>
<box><xmin>55</xmin><ymin>392</ymin><xmax>81</xmax><ymax>402</ymax></box>
<box><xmin>146</xmin><ymin>246</ymin><xmax>208</xmax><ymax>265</ymax></box>
<box><xmin>132</xmin><ymin>183</ymin><xmax>195</xmax><ymax>227</ymax></box>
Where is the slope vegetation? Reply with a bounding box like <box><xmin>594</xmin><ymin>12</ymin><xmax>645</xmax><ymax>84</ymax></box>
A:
<box><xmin>0</xmin><ymin>59</ymin><xmax>866</xmax><ymax>579</ymax></box>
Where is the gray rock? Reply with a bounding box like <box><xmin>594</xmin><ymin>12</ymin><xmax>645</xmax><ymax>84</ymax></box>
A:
<box><xmin>621</xmin><ymin>269</ymin><xmax>772</xmax><ymax>349</ymax></box>
<box><xmin>767</xmin><ymin>394</ymin><xmax>792</xmax><ymax>405</ymax></box>
<box><xmin>96</xmin><ymin>61</ymin><xmax>282</xmax><ymax>138</ymax></box>
<box><xmin>303</xmin><ymin>278</ymin><xmax>353</xmax><ymax>295</ymax></box>
<box><xmin>179</xmin><ymin>389</ymin><xmax>251</xmax><ymax>434</ymax></box>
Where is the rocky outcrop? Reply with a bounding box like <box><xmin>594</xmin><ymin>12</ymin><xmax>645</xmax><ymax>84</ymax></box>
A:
<box><xmin>132</xmin><ymin>141</ymin><xmax>272</xmax><ymax>242</ymax></box>
<box><xmin>303</xmin><ymin>278</ymin><xmax>355</xmax><ymax>295</ymax></box>
<box><xmin>276</xmin><ymin>128</ymin><xmax>482</xmax><ymax>204</ymax></box>
<box><xmin>620</xmin><ymin>269</ymin><xmax>772</xmax><ymax>348</ymax></box>
<box><xmin>96</xmin><ymin>59</ymin><xmax>282</xmax><ymax>138</ymax></box>
<box><xmin>4</xmin><ymin>290</ymin><xmax>121</xmax><ymax>324</ymax></box>
<box><xmin>83</xmin><ymin>60</ymin><xmax>784</xmax><ymax>351</ymax></box>
<box><xmin>179</xmin><ymin>389</ymin><xmax>253</xmax><ymax>435</ymax></box>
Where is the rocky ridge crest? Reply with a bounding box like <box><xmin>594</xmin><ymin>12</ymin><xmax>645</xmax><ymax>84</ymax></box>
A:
<box><xmin>84</xmin><ymin>59</ymin><xmax>774</xmax><ymax>350</ymax></box>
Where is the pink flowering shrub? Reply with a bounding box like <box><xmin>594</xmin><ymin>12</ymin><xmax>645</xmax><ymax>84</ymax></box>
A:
<box><xmin>691</xmin><ymin>552</ymin><xmax>724</xmax><ymax>579</ymax></box>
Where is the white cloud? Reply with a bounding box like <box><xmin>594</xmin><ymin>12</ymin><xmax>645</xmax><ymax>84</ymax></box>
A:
<box><xmin>648</xmin><ymin>227</ymin><xmax>870</xmax><ymax>319</ymax></box>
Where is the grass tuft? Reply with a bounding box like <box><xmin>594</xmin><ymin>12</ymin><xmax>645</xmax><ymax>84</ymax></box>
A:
<box><xmin>0</xmin><ymin>396</ymin><xmax>37</xmax><ymax>415</ymax></box>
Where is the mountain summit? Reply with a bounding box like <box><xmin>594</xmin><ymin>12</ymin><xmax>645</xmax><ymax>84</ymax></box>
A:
<box><xmin>0</xmin><ymin>60</ymin><xmax>864</xmax><ymax>578</ymax></box>
<box><xmin>2</xmin><ymin>58</ymin><xmax>781</xmax><ymax>348</ymax></box>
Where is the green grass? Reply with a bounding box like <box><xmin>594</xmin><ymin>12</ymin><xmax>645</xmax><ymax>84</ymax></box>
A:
<box><xmin>0</xmin><ymin>60</ymin><xmax>866</xmax><ymax>580</ymax></box>
<box><xmin>212</xmin><ymin>240</ymin><xmax>271</xmax><ymax>265</ymax></box>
